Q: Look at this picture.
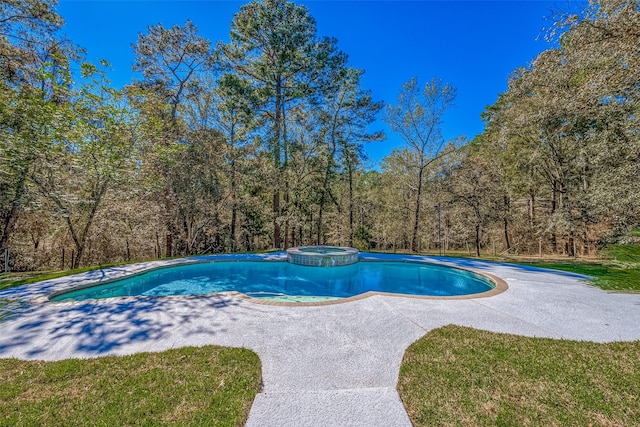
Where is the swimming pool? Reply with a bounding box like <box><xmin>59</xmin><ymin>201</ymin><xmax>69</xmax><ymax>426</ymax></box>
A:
<box><xmin>49</xmin><ymin>260</ymin><xmax>498</xmax><ymax>303</ymax></box>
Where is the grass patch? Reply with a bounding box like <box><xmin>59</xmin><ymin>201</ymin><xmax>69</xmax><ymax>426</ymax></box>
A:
<box><xmin>399</xmin><ymin>325</ymin><xmax>640</xmax><ymax>427</ymax></box>
<box><xmin>600</xmin><ymin>244</ymin><xmax>640</xmax><ymax>263</ymax></box>
<box><xmin>0</xmin><ymin>264</ymin><xmax>127</xmax><ymax>291</ymax></box>
<box><xmin>0</xmin><ymin>346</ymin><xmax>261</xmax><ymax>426</ymax></box>
<box><xmin>521</xmin><ymin>244</ymin><xmax>640</xmax><ymax>292</ymax></box>
<box><xmin>526</xmin><ymin>262</ymin><xmax>640</xmax><ymax>292</ymax></box>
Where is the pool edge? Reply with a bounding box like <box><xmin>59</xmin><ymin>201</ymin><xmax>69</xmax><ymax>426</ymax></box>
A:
<box><xmin>35</xmin><ymin>255</ymin><xmax>509</xmax><ymax>307</ymax></box>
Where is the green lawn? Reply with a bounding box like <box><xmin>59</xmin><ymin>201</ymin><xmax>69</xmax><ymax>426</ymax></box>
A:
<box><xmin>0</xmin><ymin>263</ymin><xmax>132</xmax><ymax>291</ymax></box>
<box><xmin>399</xmin><ymin>325</ymin><xmax>640</xmax><ymax>426</ymax></box>
<box><xmin>522</xmin><ymin>244</ymin><xmax>640</xmax><ymax>292</ymax></box>
<box><xmin>0</xmin><ymin>346</ymin><xmax>261</xmax><ymax>427</ymax></box>
<box><xmin>526</xmin><ymin>262</ymin><xmax>640</xmax><ymax>292</ymax></box>
<box><xmin>601</xmin><ymin>243</ymin><xmax>640</xmax><ymax>263</ymax></box>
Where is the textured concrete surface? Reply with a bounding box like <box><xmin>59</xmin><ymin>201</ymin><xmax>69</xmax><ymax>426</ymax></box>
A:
<box><xmin>1</xmin><ymin>252</ymin><xmax>639</xmax><ymax>426</ymax></box>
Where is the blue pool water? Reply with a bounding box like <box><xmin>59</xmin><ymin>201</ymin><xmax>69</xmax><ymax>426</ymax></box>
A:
<box><xmin>50</xmin><ymin>261</ymin><xmax>494</xmax><ymax>302</ymax></box>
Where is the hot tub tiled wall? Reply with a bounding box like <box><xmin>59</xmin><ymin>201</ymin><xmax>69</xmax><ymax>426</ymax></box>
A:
<box><xmin>287</xmin><ymin>247</ymin><xmax>359</xmax><ymax>267</ymax></box>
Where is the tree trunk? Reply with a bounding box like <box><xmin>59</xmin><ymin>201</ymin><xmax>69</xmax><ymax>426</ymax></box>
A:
<box><xmin>34</xmin><ymin>176</ymin><xmax>108</xmax><ymax>269</ymax></box>
<box><xmin>73</xmin><ymin>191</ymin><xmax>108</xmax><ymax>268</ymax></box>
<box><xmin>411</xmin><ymin>165</ymin><xmax>424</xmax><ymax>252</ymax></box>
<box><xmin>528</xmin><ymin>191</ymin><xmax>535</xmax><ymax>228</ymax></box>
<box><xmin>273</xmin><ymin>188</ymin><xmax>281</xmax><ymax>249</ymax></box>
<box><xmin>0</xmin><ymin>167</ymin><xmax>29</xmax><ymax>254</ymax></box>
<box><xmin>272</xmin><ymin>78</ymin><xmax>283</xmax><ymax>249</ymax></box>
<box><xmin>348</xmin><ymin>162</ymin><xmax>355</xmax><ymax>248</ymax></box>
<box><xmin>316</xmin><ymin>205</ymin><xmax>323</xmax><ymax>246</ymax></box>
<box><xmin>317</xmin><ymin>133</ymin><xmax>338</xmax><ymax>246</ymax></box>
<box><xmin>231</xmin><ymin>199</ymin><xmax>237</xmax><ymax>252</ymax></box>
<box><xmin>403</xmin><ymin>197</ymin><xmax>410</xmax><ymax>250</ymax></box>
<box><xmin>567</xmin><ymin>232</ymin><xmax>576</xmax><ymax>257</ymax></box>
<box><xmin>503</xmin><ymin>194</ymin><xmax>511</xmax><ymax>251</ymax></box>
<box><xmin>163</xmin><ymin>178</ymin><xmax>176</xmax><ymax>257</ymax></box>
<box><xmin>551</xmin><ymin>186</ymin><xmax>557</xmax><ymax>253</ymax></box>
<box><xmin>165</xmin><ymin>228</ymin><xmax>173</xmax><ymax>258</ymax></box>
<box><xmin>245</xmin><ymin>232</ymin><xmax>252</xmax><ymax>252</ymax></box>
<box><xmin>229</xmin><ymin>124</ymin><xmax>238</xmax><ymax>252</ymax></box>
<box><xmin>284</xmin><ymin>179</ymin><xmax>290</xmax><ymax>249</ymax></box>
<box><xmin>283</xmin><ymin>100</ymin><xmax>290</xmax><ymax>250</ymax></box>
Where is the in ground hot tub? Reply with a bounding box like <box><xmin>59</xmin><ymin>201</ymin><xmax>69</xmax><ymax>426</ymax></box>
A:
<box><xmin>286</xmin><ymin>246</ymin><xmax>359</xmax><ymax>267</ymax></box>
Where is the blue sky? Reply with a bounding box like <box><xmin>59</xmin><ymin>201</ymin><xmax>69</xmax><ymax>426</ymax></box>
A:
<box><xmin>58</xmin><ymin>0</ymin><xmax>570</xmax><ymax>168</ymax></box>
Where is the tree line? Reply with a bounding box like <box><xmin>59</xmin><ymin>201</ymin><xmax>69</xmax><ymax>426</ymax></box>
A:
<box><xmin>1</xmin><ymin>0</ymin><xmax>638</xmax><ymax>271</ymax></box>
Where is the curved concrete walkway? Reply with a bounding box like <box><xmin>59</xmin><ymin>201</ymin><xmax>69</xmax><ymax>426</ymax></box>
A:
<box><xmin>1</xmin><ymin>253</ymin><xmax>639</xmax><ymax>426</ymax></box>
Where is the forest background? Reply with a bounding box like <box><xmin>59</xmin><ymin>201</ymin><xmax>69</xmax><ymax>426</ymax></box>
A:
<box><xmin>1</xmin><ymin>0</ymin><xmax>639</xmax><ymax>271</ymax></box>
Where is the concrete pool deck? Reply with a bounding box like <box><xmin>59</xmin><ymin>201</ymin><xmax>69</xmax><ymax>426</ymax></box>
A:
<box><xmin>1</xmin><ymin>252</ymin><xmax>639</xmax><ymax>426</ymax></box>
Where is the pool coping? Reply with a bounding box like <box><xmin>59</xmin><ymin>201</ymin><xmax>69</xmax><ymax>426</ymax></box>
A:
<box><xmin>32</xmin><ymin>253</ymin><xmax>509</xmax><ymax>307</ymax></box>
